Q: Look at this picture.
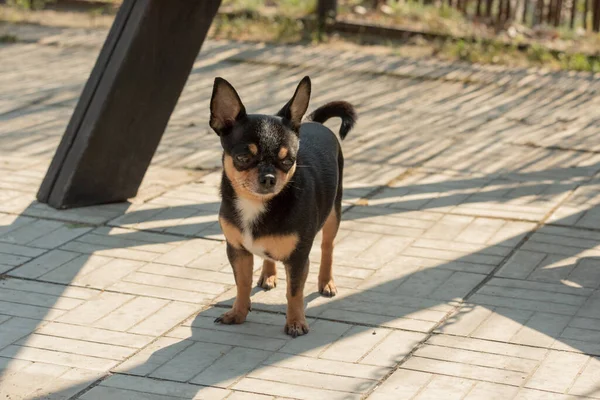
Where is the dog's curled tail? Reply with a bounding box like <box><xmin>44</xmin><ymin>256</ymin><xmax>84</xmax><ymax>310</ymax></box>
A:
<box><xmin>306</xmin><ymin>101</ymin><xmax>357</xmax><ymax>140</ymax></box>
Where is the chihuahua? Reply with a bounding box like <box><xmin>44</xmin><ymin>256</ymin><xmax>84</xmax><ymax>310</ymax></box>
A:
<box><xmin>209</xmin><ymin>76</ymin><xmax>357</xmax><ymax>337</ymax></box>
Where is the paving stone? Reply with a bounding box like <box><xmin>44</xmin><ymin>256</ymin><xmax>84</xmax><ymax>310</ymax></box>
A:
<box><xmin>0</xmin><ymin>317</ymin><xmax>39</xmax><ymax>350</ymax></box>
<box><xmin>264</xmin><ymin>352</ymin><xmax>390</xmax><ymax>380</ymax></box>
<box><xmin>463</xmin><ymin>382</ymin><xmax>519</xmax><ymax>400</ymax></box>
<box><xmin>0</xmin><ymin>278</ymin><xmax>95</xmax><ymax>321</ymax></box>
<box><xmin>16</xmin><ymin>333</ymin><xmax>136</xmax><ymax>360</ymax></box>
<box><xmin>426</xmin><ymin>335</ymin><xmax>547</xmax><ymax>360</ymax></box>
<box><xmin>37</xmin><ymin>322</ymin><xmax>154</xmax><ymax>348</ymax></box>
<box><xmin>21</xmin><ymin>366</ymin><xmax>103</xmax><ymax>400</ymax></box>
<box><xmin>414</xmin><ymin>344</ymin><xmax>539</xmax><ymax>372</ymax></box>
<box><xmin>248</xmin><ymin>365</ymin><xmax>378</xmax><ymax>393</ymax></box>
<box><xmin>549</xmin><ymin>177</ymin><xmax>600</xmax><ymax>230</ymax></box>
<box><xmin>128</xmin><ymin>301</ymin><xmax>200</xmax><ymax>336</ymax></box>
<box><xmin>0</xmin><ymin>275</ymin><xmax>96</xmax><ymax>300</ymax></box>
<box><xmin>0</xmin><ymin>241</ymin><xmax>46</xmax><ymax>260</ymax></box>
<box><xmin>366</xmin><ymin>368</ymin><xmax>432</xmax><ymax>400</ymax></box>
<box><xmin>92</xmin><ymin>296</ymin><xmax>170</xmax><ymax>331</ymax></box>
<box><xmin>411</xmin><ymin>375</ymin><xmax>475</xmax><ymax>399</ymax></box>
<box><xmin>308</xmin><ymin>288</ymin><xmax>455</xmax><ymax>333</ymax></box>
<box><xmin>168</xmin><ymin>325</ymin><xmax>286</xmax><ymax>352</ymax></box>
<box><xmin>359</xmin><ymin>330</ymin><xmax>427</xmax><ymax>366</ymax></box>
<box><xmin>513</xmin><ymin>389</ymin><xmax>581</xmax><ymax>399</ymax></box>
<box><xmin>5</xmin><ymin>27</ymin><xmax>600</xmax><ymax>400</ymax></box>
<box><xmin>0</xmin><ymin>345</ymin><xmax>118</xmax><ymax>371</ymax></box>
<box><xmin>80</xmin><ymin>386</ymin><xmax>183</xmax><ymax>400</ymax></box>
<box><xmin>0</xmin><ymin>286</ymin><xmax>83</xmax><ymax>310</ymax></box>
<box><xmin>191</xmin><ymin>347</ymin><xmax>272</xmax><ymax>388</ymax></box>
<box><xmin>153</xmin><ymin>238</ymin><xmax>221</xmax><ymax>266</ymax></box>
<box><xmin>0</xmin><ymin>360</ymin><xmax>101</xmax><ymax>400</ymax></box>
<box><xmin>569</xmin><ymin>355</ymin><xmax>600</xmax><ymax>397</ymax></box>
<box><xmin>56</xmin><ymin>291</ymin><xmax>134</xmax><ymax>325</ymax></box>
<box><xmin>370</xmin><ymin>167</ymin><xmax>577</xmax><ymax>221</ymax></box>
<box><xmin>402</xmin><ymin>335</ymin><xmax>545</xmax><ymax>386</ymax></box>
<box><xmin>233</xmin><ymin>378</ymin><xmax>362</xmax><ymax>400</ymax></box>
<box><xmin>46</xmin><ymin>257</ymin><xmax>143</xmax><ymax>289</ymax></box>
<box><xmin>85</xmin><ymin>374</ymin><xmax>230</xmax><ymax>400</ymax></box>
<box><xmin>10</xmin><ymin>249</ymin><xmax>82</xmax><ymax>279</ymax></box>
<box><xmin>58</xmin><ymin>227</ymin><xmax>187</xmax><ymax>262</ymax></box>
<box><xmin>319</xmin><ymin>326</ymin><xmax>393</xmax><ymax>363</ymax></box>
<box><xmin>402</xmin><ymin>356</ymin><xmax>529</xmax><ymax>386</ymax></box>
<box><xmin>0</xmin><ymin>218</ymin><xmax>92</xmax><ymax>250</ymax></box>
<box><xmin>510</xmin><ymin>312</ymin><xmax>572</xmax><ymax>347</ymax></box>
<box><xmin>525</xmin><ymin>351</ymin><xmax>589</xmax><ymax>393</ymax></box>
<box><xmin>22</xmin><ymin>201</ymin><xmax>130</xmax><ymax>225</ymax></box>
<box><xmin>150</xmin><ymin>341</ymin><xmax>231</xmax><ymax>382</ymax></box>
<box><xmin>498</xmin><ymin>226</ymin><xmax>600</xmax><ymax>289</ymax></box>
<box><xmin>226</xmin><ymin>393</ymin><xmax>275</xmax><ymax>400</ymax></box>
<box><xmin>278</xmin><ymin>320</ymin><xmax>352</xmax><ymax>357</ymax></box>
<box><xmin>112</xmin><ymin>337</ymin><xmax>194</xmax><ymax>377</ymax></box>
<box><xmin>188</xmin><ymin>307</ymin><xmax>291</xmax><ymax>340</ymax></box>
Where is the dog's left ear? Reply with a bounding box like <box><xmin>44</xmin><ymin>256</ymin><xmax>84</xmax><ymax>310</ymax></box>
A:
<box><xmin>277</xmin><ymin>76</ymin><xmax>311</xmax><ymax>131</ymax></box>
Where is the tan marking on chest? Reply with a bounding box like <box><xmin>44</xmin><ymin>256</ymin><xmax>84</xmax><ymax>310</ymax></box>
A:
<box><xmin>254</xmin><ymin>234</ymin><xmax>299</xmax><ymax>261</ymax></box>
<box><xmin>248</xmin><ymin>143</ymin><xmax>258</xmax><ymax>155</ymax></box>
<box><xmin>219</xmin><ymin>216</ymin><xmax>243</xmax><ymax>249</ymax></box>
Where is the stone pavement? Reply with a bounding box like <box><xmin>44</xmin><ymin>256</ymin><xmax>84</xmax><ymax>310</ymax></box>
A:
<box><xmin>2</xmin><ymin>24</ymin><xmax>600</xmax><ymax>400</ymax></box>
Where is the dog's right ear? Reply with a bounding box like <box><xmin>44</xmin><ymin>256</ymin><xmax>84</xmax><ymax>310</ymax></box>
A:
<box><xmin>209</xmin><ymin>77</ymin><xmax>247</xmax><ymax>136</ymax></box>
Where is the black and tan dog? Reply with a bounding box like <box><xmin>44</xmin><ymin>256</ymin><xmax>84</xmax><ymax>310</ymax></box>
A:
<box><xmin>210</xmin><ymin>76</ymin><xmax>356</xmax><ymax>337</ymax></box>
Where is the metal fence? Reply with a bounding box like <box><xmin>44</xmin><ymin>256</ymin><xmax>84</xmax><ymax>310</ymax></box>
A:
<box><xmin>318</xmin><ymin>0</ymin><xmax>600</xmax><ymax>32</ymax></box>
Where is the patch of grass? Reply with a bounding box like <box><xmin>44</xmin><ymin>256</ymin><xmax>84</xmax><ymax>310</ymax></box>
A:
<box><xmin>221</xmin><ymin>0</ymin><xmax>316</xmax><ymax>16</ymax></box>
<box><xmin>6</xmin><ymin>0</ymin><xmax>54</xmax><ymax>10</ymax></box>
<box><xmin>437</xmin><ymin>38</ymin><xmax>600</xmax><ymax>71</ymax></box>
<box><xmin>527</xmin><ymin>43</ymin><xmax>555</xmax><ymax>63</ymax></box>
<box><xmin>3</xmin><ymin>0</ymin><xmax>599</xmax><ymax>73</ymax></box>
<box><xmin>440</xmin><ymin>39</ymin><xmax>524</xmax><ymax>65</ymax></box>
<box><xmin>558</xmin><ymin>52</ymin><xmax>600</xmax><ymax>72</ymax></box>
<box><xmin>210</xmin><ymin>14</ymin><xmax>306</xmax><ymax>43</ymax></box>
<box><xmin>222</xmin><ymin>0</ymin><xmax>264</xmax><ymax>11</ymax></box>
<box><xmin>88</xmin><ymin>6</ymin><xmax>112</xmax><ymax>17</ymax></box>
<box><xmin>208</xmin><ymin>12</ymin><xmax>600</xmax><ymax>73</ymax></box>
<box><xmin>0</xmin><ymin>33</ymin><xmax>18</xmax><ymax>43</ymax></box>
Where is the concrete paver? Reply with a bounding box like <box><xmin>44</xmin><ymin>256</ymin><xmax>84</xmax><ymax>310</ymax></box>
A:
<box><xmin>1</xmin><ymin>23</ymin><xmax>600</xmax><ymax>399</ymax></box>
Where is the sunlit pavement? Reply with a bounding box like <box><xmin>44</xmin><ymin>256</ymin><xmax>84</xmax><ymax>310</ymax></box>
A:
<box><xmin>2</xmin><ymin>25</ymin><xmax>600</xmax><ymax>399</ymax></box>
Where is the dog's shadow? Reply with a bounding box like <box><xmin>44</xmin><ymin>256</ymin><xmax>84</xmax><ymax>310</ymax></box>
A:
<box><xmin>14</xmin><ymin>163</ymin><xmax>600</xmax><ymax>399</ymax></box>
<box><xmin>101</xmin><ymin>281</ymin><xmax>399</xmax><ymax>398</ymax></box>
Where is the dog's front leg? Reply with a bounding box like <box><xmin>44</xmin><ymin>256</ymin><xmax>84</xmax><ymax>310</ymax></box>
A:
<box><xmin>215</xmin><ymin>243</ymin><xmax>253</xmax><ymax>324</ymax></box>
<box><xmin>284</xmin><ymin>258</ymin><xmax>309</xmax><ymax>337</ymax></box>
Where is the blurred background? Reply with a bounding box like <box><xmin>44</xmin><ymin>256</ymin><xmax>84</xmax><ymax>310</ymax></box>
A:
<box><xmin>1</xmin><ymin>0</ymin><xmax>600</xmax><ymax>72</ymax></box>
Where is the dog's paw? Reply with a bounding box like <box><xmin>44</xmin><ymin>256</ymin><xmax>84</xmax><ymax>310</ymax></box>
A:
<box><xmin>214</xmin><ymin>308</ymin><xmax>248</xmax><ymax>325</ymax></box>
<box><xmin>284</xmin><ymin>319</ymin><xmax>309</xmax><ymax>338</ymax></box>
<box><xmin>319</xmin><ymin>279</ymin><xmax>338</xmax><ymax>297</ymax></box>
<box><xmin>258</xmin><ymin>273</ymin><xmax>277</xmax><ymax>290</ymax></box>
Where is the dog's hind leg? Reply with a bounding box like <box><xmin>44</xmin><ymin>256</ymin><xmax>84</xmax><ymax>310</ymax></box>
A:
<box><xmin>319</xmin><ymin>206</ymin><xmax>340</xmax><ymax>297</ymax></box>
<box><xmin>258</xmin><ymin>259</ymin><xmax>277</xmax><ymax>290</ymax></box>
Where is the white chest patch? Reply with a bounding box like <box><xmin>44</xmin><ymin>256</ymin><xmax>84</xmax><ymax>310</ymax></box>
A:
<box><xmin>235</xmin><ymin>197</ymin><xmax>268</xmax><ymax>258</ymax></box>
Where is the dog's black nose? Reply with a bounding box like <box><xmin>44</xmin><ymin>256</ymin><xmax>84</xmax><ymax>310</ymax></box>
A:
<box><xmin>259</xmin><ymin>173</ymin><xmax>276</xmax><ymax>189</ymax></box>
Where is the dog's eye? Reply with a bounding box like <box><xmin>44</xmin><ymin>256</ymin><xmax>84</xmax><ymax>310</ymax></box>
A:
<box><xmin>281</xmin><ymin>159</ymin><xmax>294</xmax><ymax>167</ymax></box>
<box><xmin>235</xmin><ymin>154</ymin><xmax>251</xmax><ymax>164</ymax></box>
